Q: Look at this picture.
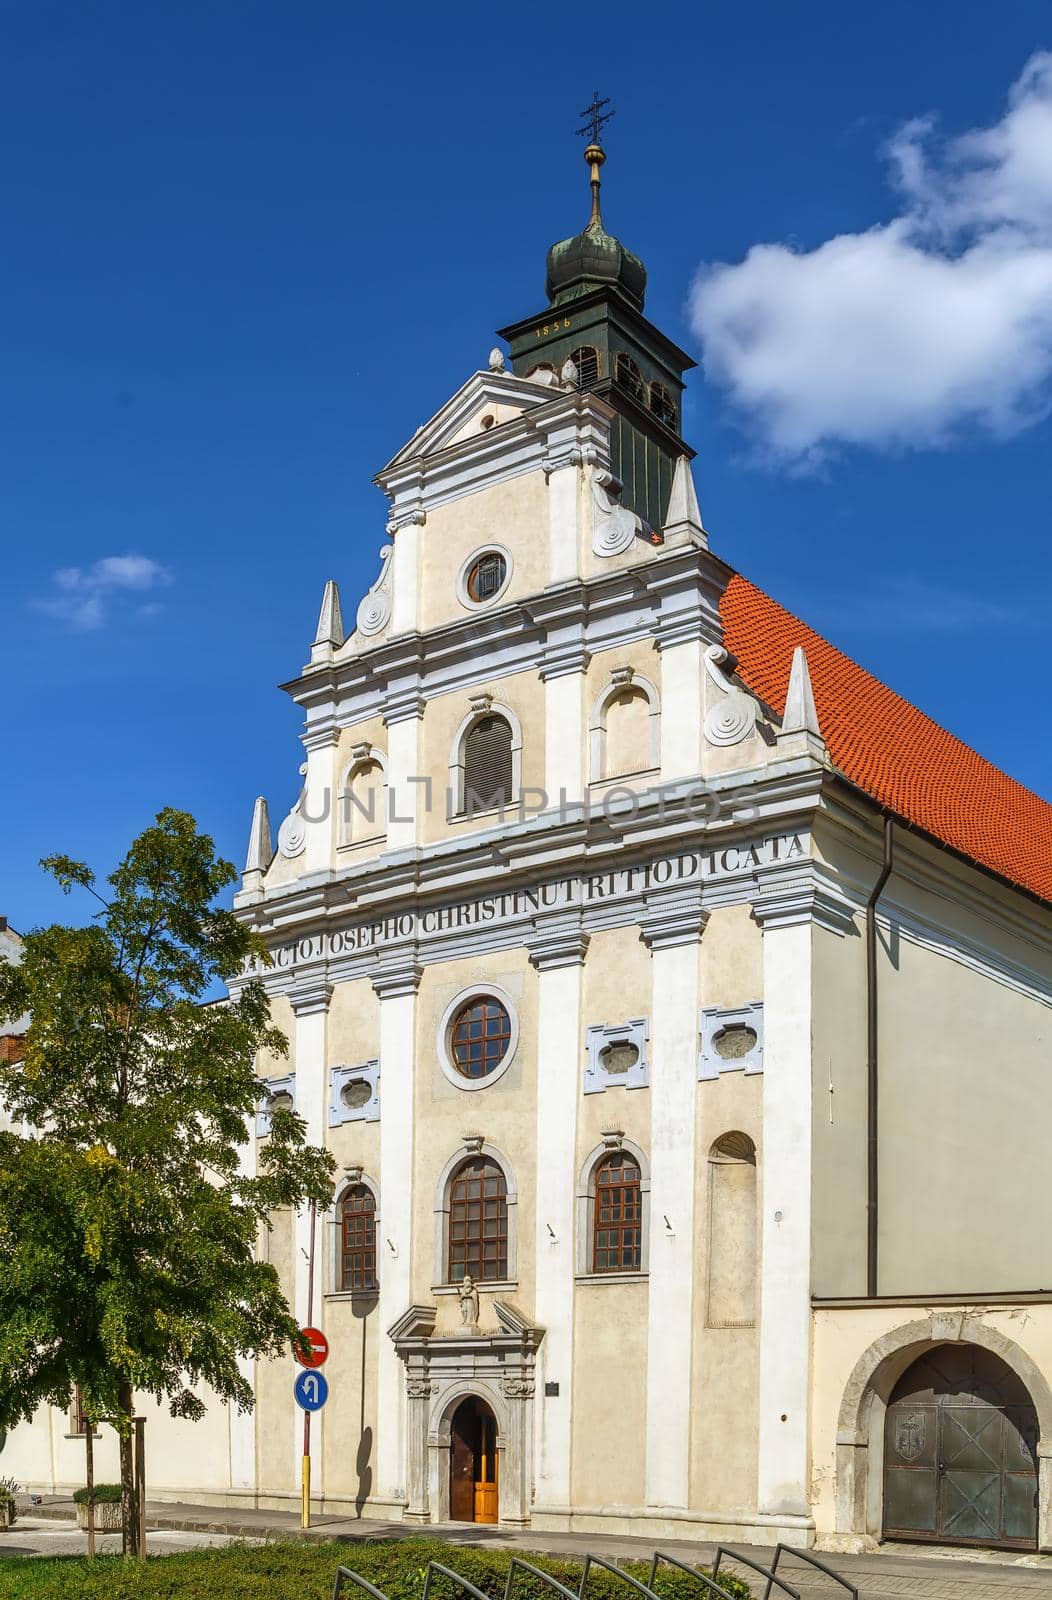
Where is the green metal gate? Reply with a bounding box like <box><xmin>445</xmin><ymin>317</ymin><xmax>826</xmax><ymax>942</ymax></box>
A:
<box><xmin>884</xmin><ymin>1344</ymin><xmax>1038</xmax><ymax>1550</ymax></box>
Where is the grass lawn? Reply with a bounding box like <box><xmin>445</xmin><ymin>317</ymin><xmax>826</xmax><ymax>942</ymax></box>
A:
<box><xmin>0</xmin><ymin>1535</ymin><xmax>754</xmax><ymax>1600</ymax></box>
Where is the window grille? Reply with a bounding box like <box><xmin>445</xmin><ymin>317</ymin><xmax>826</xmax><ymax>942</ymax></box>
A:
<box><xmin>592</xmin><ymin>1152</ymin><xmax>643</xmax><ymax>1272</ymax></box>
<box><xmin>339</xmin><ymin>1184</ymin><xmax>377</xmax><ymax>1292</ymax></box>
<box><xmin>649</xmin><ymin>382</ymin><xmax>677</xmax><ymax>428</ymax></box>
<box><xmin>615</xmin><ymin>353</ymin><xmax>645</xmax><ymax>400</ymax></box>
<box><xmin>466</xmin><ymin>552</ymin><xmax>507</xmax><ymax>603</ymax></box>
<box><xmin>569</xmin><ymin>345</ymin><xmax>600</xmax><ymax>387</ymax></box>
<box><xmin>463</xmin><ymin>714</ymin><xmax>513</xmax><ymax>814</ymax></box>
<box><xmin>448</xmin><ymin>1157</ymin><xmax>508</xmax><ymax>1282</ymax></box>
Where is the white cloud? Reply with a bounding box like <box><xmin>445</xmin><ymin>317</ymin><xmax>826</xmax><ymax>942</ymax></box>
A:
<box><xmin>689</xmin><ymin>53</ymin><xmax>1052</xmax><ymax>467</ymax></box>
<box><xmin>37</xmin><ymin>554</ymin><xmax>172</xmax><ymax>631</ymax></box>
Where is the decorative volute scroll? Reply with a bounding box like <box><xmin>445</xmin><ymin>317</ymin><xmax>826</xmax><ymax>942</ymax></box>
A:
<box><xmin>277</xmin><ymin>762</ymin><xmax>308</xmax><ymax>858</ymax></box>
<box><xmin>355</xmin><ymin>544</ymin><xmax>394</xmax><ymax>638</ymax></box>
<box><xmin>592</xmin><ymin>470</ymin><xmax>640</xmax><ymax>557</ymax></box>
<box><xmin>703</xmin><ymin>644</ymin><xmax>758</xmax><ymax>747</ymax></box>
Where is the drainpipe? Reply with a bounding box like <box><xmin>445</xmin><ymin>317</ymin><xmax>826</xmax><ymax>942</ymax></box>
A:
<box><xmin>866</xmin><ymin>815</ymin><xmax>895</xmax><ymax>1300</ymax></box>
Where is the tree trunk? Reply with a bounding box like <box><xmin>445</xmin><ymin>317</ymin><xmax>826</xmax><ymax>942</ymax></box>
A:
<box><xmin>117</xmin><ymin>1381</ymin><xmax>139</xmax><ymax>1557</ymax></box>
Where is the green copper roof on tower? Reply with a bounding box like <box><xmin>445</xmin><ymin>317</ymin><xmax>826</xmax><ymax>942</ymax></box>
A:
<box><xmin>545</xmin><ymin>100</ymin><xmax>647</xmax><ymax>312</ymax></box>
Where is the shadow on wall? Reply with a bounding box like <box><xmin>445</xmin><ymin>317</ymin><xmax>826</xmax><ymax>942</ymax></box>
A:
<box><xmin>356</xmin><ymin>1426</ymin><xmax>373</xmax><ymax>1518</ymax></box>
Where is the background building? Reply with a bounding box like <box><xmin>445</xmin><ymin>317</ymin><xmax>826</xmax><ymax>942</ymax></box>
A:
<box><xmin>8</xmin><ymin>143</ymin><xmax>1052</xmax><ymax>1554</ymax></box>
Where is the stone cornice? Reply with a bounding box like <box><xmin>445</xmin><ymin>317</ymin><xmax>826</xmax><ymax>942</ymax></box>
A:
<box><xmin>279</xmin><ymin>547</ymin><xmax>735</xmax><ymax>727</ymax></box>
<box><xmin>288</xmin><ymin>977</ymin><xmax>333</xmax><ymax>1016</ymax></box>
<box><xmin>639</xmin><ymin>888</ymin><xmax>709</xmax><ymax>951</ymax></box>
<box><xmin>527</xmin><ymin>913</ymin><xmax>591</xmax><ymax>970</ymax></box>
<box><xmin>750</xmin><ymin>860</ymin><xmax>856</xmax><ymax>935</ymax></box>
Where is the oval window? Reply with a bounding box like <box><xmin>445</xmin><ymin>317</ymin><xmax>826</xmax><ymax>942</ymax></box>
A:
<box><xmin>268</xmin><ymin>1090</ymin><xmax>294</xmax><ymax>1114</ymax></box>
<box><xmin>340</xmin><ymin>1079</ymin><xmax>373</xmax><ymax>1110</ymax></box>
<box><xmin>449</xmin><ymin>996</ymin><xmax>512</xmax><ymax>1080</ymax></box>
<box><xmin>465</xmin><ymin>551</ymin><xmax>507</xmax><ymax>603</ymax></box>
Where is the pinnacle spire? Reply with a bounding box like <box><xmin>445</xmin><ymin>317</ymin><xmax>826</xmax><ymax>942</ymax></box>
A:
<box><xmin>664</xmin><ymin>455</ymin><xmax>706</xmax><ymax>546</ymax></box>
<box><xmin>244</xmin><ymin>796</ymin><xmax>273</xmax><ymax>877</ymax></box>
<box><xmin>313</xmin><ymin>579</ymin><xmax>345</xmax><ymax>650</ymax></box>
<box><xmin>781</xmin><ymin>646</ymin><xmax>822</xmax><ymax>740</ymax></box>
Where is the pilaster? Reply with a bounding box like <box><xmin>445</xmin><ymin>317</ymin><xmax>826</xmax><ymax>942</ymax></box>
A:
<box><xmin>300</xmin><ymin>728</ymin><xmax>339</xmax><ymax>876</ymax></box>
<box><xmin>528</xmin><ymin>918</ymin><xmax>589</xmax><ymax>1511</ymax></box>
<box><xmin>372</xmin><ymin>953</ymin><xmax>422</xmax><ymax>1509</ymax></box>
<box><xmin>640</xmin><ymin>891</ymin><xmax>707</xmax><ymax>1509</ymax></box>
<box><xmin>383</xmin><ymin>690</ymin><xmax>426</xmax><ymax>853</ymax></box>
<box><xmin>753</xmin><ymin>872</ymin><xmax>815</xmax><ymax>1521</ymax></box>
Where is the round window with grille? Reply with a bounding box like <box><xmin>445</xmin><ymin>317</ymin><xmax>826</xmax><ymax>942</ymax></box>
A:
<box><xmin>466</xmin><ymin>551</ymin><xmax>507</xmax><ymax>603</ymax></box>
<box><xmin>449</xmin><ymin>996</ymin><xmax>512</xmax><ymax>1080</ymax></box>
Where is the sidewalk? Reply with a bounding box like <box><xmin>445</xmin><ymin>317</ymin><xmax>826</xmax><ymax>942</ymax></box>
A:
<box><xmin>19</xmin><ymin>1495</ymin><xmax>1052</xmax><ymax>1599</ymax></box>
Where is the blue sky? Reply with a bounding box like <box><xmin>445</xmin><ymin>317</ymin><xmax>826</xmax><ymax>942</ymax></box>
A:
<box><xmin>2</xmin><ymin>1</ymin><xmax>1050</xmax><ymax>931</ymax></box>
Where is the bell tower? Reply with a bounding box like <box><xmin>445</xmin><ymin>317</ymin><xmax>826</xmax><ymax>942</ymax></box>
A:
<box><xmin>497</xmin><ymin>96</ymin><xmax>696</xmax><ymax>530</ymax></box>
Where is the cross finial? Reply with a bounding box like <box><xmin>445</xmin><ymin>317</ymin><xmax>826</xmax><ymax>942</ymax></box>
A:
<box><xmin>576</xmin><ymin>92</ymin><xmax>615</xmax><ymax>147</ymax></box>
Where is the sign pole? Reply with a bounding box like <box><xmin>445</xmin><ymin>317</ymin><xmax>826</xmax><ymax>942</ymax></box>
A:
<box><xmin>301</xmin><ymin>1201</ymin><xmax>317</xmax><ymax>1531</ymax></box>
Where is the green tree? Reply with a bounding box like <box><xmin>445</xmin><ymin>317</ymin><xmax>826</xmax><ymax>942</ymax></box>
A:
<box><xmin>0</xmin><ymin>810</ymin><xmax>334</xmax><ymax>1552</ymax></box>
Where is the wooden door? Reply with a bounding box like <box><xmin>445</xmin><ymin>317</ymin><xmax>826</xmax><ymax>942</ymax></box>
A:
<box><xmin>884</xmin><ymin>1345</ymin><xmax>1038</xmax><ymax>1550</ymax></box>
<box><xmin>473</xmin><ymin>1410</ymin><xmax>498</xmax><ymax>1525</ymax></box>
<box><xmin>449</xmin><ymin>1404</ymin><xmax>476</xmax><ymax>1522</ymax></box>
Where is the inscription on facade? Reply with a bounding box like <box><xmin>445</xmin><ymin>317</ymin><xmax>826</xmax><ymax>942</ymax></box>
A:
<box><xmin>262</xmin><ymin>833</ymin><xmax>805</xmax><ymax>973</ymax></box>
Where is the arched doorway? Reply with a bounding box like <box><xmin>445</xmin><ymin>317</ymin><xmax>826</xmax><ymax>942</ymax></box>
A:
<box><xmin>884</xmin><ymin>1344</ymin><xmax>1038</xmax><ymax>1550</ymax></box>
<box><xmin>449</xmin><ymin>1396</ymin><xmax>498</xmax><ymax>1523</ymax></box>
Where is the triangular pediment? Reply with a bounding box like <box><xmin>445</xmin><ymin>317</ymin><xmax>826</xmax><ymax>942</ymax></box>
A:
<box><xmin>379</xmin><ymin>369</ymin><xmax>559</xmax><ymax>476</ymax></box>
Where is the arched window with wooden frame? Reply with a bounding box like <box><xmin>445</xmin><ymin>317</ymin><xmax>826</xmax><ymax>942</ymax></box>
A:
<box><xmin>649</xmin><ymin>382</ymin><xmax>677</xmax><ymax>429</ymax></box>
<box><xmin>448</xmin><ymin>1156</ymin><xmax>508</xmax><ymax>1283</ymax></box>
<box><xmin>568</xmin><ymin>345</ymin><xmax>600</xmax><ymax>387</ymax></box>
<box><xmin>615</xmin><ymin>353</ymin><xmax>645</xmax><ymax>401</ymax></box>
<box><xmin>592</xmin><ymin>1151</ymin><xmax>643</xmax><ymax>1273</ymax></box>
<box><xmin>339</xmin><ymin>1182</ymin><xmax>378</xmax><ymax>1293</ymax></box>
<box><xmin>449</xmin><ymin>700</ymin><xmax>522</xmax><ymax>819</ymax></box>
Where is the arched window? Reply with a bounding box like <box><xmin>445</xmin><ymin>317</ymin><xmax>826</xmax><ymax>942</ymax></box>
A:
<box><xmin>615</xmin><ymin>353</ymin><xmax>645</xmax><ymax>401</ymax></box>
<box><xmin>649</xmin><ymin>383</ymin><xmax>677</xmax><ymax>428</ymax></box>
<box><xmin>706</xmin><ymin>1132</ymin><xmax>757</xmax><ymax>1327</ymax></box>
<box><xmin>339</xmin><ymin>1183</ymin><xmax>378</xmax><ymax>1292</ymax></box>
<box><xmin>463</xmin><ymin>714</ymin><xmax>513</xmax><ymax>815</ymax></box>
<box><xmin>592</xmin><ymin>1152</ymin><xmax>643</xmax><ymax>1272</ymax></box>
<box><xmin>340</xmin><ymin>756</ymin><xmax>386</xmax><ymax>846</ymax></box>
<box><xmin>569</xmin><ymin>345</ymin><xmax>600</xmax><ymax>387</ymax></box>
<box><xmin>448</xmin><ymin>1157</ymin><xmax>508</xmax><ymax>1283</ymax></box>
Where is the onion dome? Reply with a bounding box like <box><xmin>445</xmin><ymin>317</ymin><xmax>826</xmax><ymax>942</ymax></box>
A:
<box><xmin>545</xmin><ymin>143</ymin><xmax>647</xmax><ymax>312</ymax></box>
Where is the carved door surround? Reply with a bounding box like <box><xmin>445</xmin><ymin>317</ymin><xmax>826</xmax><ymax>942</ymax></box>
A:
<box><xmin>389</xmin><ymin>1300</ymin><xmax>544</xmax><ymax>1527</ymax></box>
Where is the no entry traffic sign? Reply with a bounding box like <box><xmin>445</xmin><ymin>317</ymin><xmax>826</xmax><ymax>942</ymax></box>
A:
<box><xmin>295</xmin><ymin>1326</ymin><xmax>329</xmax><ymax>1368</ymax></box>
<box><xmin>294</xmin><ymin>1369</ymin><xmax>329</xmax><ymax>1412</ymax></box>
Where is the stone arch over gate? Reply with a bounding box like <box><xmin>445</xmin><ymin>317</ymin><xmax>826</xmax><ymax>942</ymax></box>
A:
<box><xmin>834</xmin><ymin>1314</ymin><xmax>1052</xmax><ymax>1551</ymax></box>
<box><xmin>428</xmin><ymin>1381</ymin><xmax>507</xmax><ymax>1524</ymax></box>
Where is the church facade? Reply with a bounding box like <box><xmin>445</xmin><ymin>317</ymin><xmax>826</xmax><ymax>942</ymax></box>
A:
<box><xmin>10</xmin><ymin>144</ymin><xmax>1052</xmax><ymax>1554</ymax></box>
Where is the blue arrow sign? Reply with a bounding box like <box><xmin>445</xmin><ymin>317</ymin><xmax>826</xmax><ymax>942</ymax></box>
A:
<box><xmin>294</xmin><ymin>1369</ymin><xmax>329</xmax><ymax>1412</ymax></box>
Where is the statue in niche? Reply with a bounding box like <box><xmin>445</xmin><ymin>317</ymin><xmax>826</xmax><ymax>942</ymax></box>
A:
<box><xmin>458</xmin><ymin>1274</ymin><xmax>480</xmax><ymax>1332</ymax></box>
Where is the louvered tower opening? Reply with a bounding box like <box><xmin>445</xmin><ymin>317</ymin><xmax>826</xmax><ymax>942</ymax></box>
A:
<box><xmin>463</xmin><ymin>715</ymin><xmax>514</xmax><ymax>813</ymax></box>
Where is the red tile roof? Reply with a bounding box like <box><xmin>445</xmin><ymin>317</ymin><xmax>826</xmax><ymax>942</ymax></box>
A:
<box><xmin>720</xmin><ymin>574</ymin><xmax>1052</xmax><ymax>905</ymax></box>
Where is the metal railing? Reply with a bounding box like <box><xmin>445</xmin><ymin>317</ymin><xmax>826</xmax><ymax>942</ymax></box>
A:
<box><xmin>711</xmin><ymin>1548</ymin><xmax>800</xmax><ymax>1600</ymax></box>
<box><xmin>423</xmin><ymin>1563</ymin><xmax>498</xmax><ymax>1600</ymax></box>
<box><xmin>764</xmin><ymin>1546</ymin><xmax>858</xmax><ymax>1600</ymax></box>
<box><xmin>332</xmin><ymin>1572</ymin><xmax>395</xmax><ymax>1600</ymax></box>
<box><xmin>504</xmin><ymin>1559</ymin><xmax>581</xmax><ymax>1600</ymax></box>
<box><xmin>648</xmin><ymin>1549</ymin><xmax>739</xmax><ymax>1600</ymax></box>
<box><xmin>580</xmin><ymin>1555</ymin><xmax>662</xmax><ymax>1600</ymax></box>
